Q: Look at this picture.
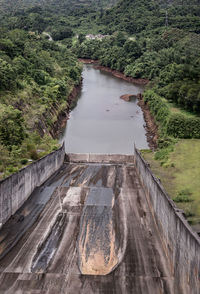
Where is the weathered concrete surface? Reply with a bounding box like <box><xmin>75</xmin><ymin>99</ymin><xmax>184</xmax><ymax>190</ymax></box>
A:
<box><xmin>0</xmin><ymin>144</ymin><xmax>65</xmax><ymax>227</ymax></box>
<box><xmin>78</xmin><ymin>187</ymin><xmax>121</xmax><ymax>275</ymax></box>
<box><xmin>0</xmin><ymin>154</ymin><xmax>192</xmax><ymax>293</ymax></box>
<box><xmin>65</xmin><ymin>153</ymin><xmax>135</xmax><ymax>164</ymax></box>
<box><xmin>134</xmin><ymin>148</ymin><xmax>200</xmax><ymax>294</ymax></box>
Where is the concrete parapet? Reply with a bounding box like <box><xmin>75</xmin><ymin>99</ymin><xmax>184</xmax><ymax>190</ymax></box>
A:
<box><xmin>0</xmin><ymin>144</ymin><xmax>65</xmax><ymax>226</ymax></box>
<box><xmin>134</xmin><ymin>146</ymin><xmax>200</xmax><ymax>294</ymax></box>
<box><xmin>65</xmin><ymin>153</ymin><xmax>135</xmax><ymax>164</ymax></box>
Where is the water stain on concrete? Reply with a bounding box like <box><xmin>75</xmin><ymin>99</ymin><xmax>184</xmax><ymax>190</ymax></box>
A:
<box><xmin>0</xmin><ymin>155</ymin><xmax>177</xmax><ymax>294</ymax></box>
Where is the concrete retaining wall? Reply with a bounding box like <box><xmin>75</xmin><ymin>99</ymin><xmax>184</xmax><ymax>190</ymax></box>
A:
<box><xmin>66</xmin><ymin>153</ymin><xmax>134</xmax><ymax>164</ymax></box>
<box><xmin>134</xmin><ymin>147</ymin><xmax>200</xmax><ymax>294</ymax></box>
<box><xmin>0</xmin><ymin>144</ymin><xmax>65</xmax><ymax>227</ymax></box>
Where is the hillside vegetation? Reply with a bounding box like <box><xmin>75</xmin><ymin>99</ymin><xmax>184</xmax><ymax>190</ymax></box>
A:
<box><xmin>73</xmin><ymin>0</ymin><xmax>200</xmax><ymax>137</ymax></box>
<box><xmin>0</xmin><ymin>29</ymin><xmax>81</xmax><ymax>178</ymax></box>
<box><xmin>0</xmin><ymin>0</ymin><xmax>117</xmax><ymax>15</ymax></box>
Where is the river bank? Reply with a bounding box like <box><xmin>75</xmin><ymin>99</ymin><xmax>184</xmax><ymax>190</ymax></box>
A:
<box><xmin>51</xmin><ymin>81</ymin><xmax>82</xmax><ymax>138</ymax></box>
<box><xmin>94</xmin><ymin>65</ymin><xmax>149</xmax><ymax>86</ymax></box>
<box><xmin>79</xmin><ymin>59</ymin><xmax>149</xmax><ymax>85</ymax></box>
<box><xmin>137</xmin><ymin>95</ymin><xmax>158</xmax><ymax>150</ymax></box>
<box><xmin>79</xmin><ymin>59</ymin><xmax>158</xmax><ymax>150</ymax></box>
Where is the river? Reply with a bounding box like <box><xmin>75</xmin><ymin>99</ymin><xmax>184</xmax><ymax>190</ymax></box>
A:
<box><xmin>60</xmin><ymin>64</ymin><xmax>148</xmax><ymax>154</ymax></box>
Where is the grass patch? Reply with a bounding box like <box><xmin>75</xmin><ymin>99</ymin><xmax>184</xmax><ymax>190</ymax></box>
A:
<box><xmin>173</xmin><ymin>189</ymin><xmax>193</xmax><ymax>203</ymax></box>
<box><xmin>163</xmin><ymin>99</ymin><xmax>197</xmax><ymax>118</ymax></box>
<box><xmin>142</xmin><ymin>139</ymin><xmax>200</xmax><ymax>231</ymax></box>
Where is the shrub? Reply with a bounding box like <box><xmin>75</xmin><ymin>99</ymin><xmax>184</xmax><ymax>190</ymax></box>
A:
<box><xmin>6</xmin><ymin>166</ymin><xmax>19</xmax><ymax>173</ymax></box>
<box><xmin>154</xmin><ymin>149</ymin><xmax>169</xmax><ymax>161</ymax></box>
<box><xmin>157</xmin><ymin>137</ymin><xmax>176</xmax><ymax>149</ymax></box>
<box><xmin>144</xmin><ymin>90</ymin><xmax>170</xmax><ymax>126</ymax></box>
<box><xmin>162</xmin><ymin>160</ymin><xmax>175</xmax><ymax>168</ymax></box>
<box><xmin>0</xmin><ymin>104</ymin><xmax>26</xmax><ymax>148</ymax></box>
<box><xmin>144</xmin><ymin>90</ymin><xmax>200</xmax><ymax>139</ymax></box>
<box><xmin>184</xmin><ymin>210</ymin><xmax>195</xmax><ymax>218</ymax></box>
<box><xmin>27</xmin><ymin>143</ymin><xmax>36</xmax><ymax>151</ymax></box>
<box><xmin>29</xmin><ymin>149</ymin><xmax>39</xmax><ymax>160</ymax></box>
<box><xmin>166</xmin><ymin>113</ymin><xmax>200</xmax><ymax>138</ymax></box>
<box><xmin>166</xmin><ymin>113</ymin><xmax>186</xmax><ymax>138</ymax></box>
<box><xmin>173</xmin><ymin>189</ymin><xmax>193</xmax><ymax>203</ymax></box>
<box><xmin>20</xmin><ymin>158</ymin><xmax>28</xmax><ymax>165</ymax></box>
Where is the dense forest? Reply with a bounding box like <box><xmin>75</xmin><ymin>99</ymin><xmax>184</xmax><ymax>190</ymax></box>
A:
<box><xmin>0</xmin><ymin>0</ymin><xmax>117</xmax><ymax>16</ymax></box>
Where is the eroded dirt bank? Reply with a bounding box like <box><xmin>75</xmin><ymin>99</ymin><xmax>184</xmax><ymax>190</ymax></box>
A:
<box><xmin>51</xmin><ymin>82</ymin><xmax>82</xmax><ymax>138</ymax></box>
<box><xmin>79</xmin><ymin>59</ymin><xmax>148</xmax><ymax>85</ymax></box>
<box><xmin>137</xmin><ymin>95</ymin><xmax>158</xmax><ymax>150</ymax></box>
<box><xmin>94</xmin><ymin>65</ymin><xmax>149</xmax><ymax>85</ymax></box>
<box><xmin>35</xmin><ymin>82</ymin><xmax>82</xmax><ymax>139</ymax></box>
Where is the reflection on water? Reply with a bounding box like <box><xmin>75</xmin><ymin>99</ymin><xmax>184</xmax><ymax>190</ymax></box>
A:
<box><xmin>60</xmin><ymin>64</ymin><xmax>148</xmax><ymax>154</ymax></box>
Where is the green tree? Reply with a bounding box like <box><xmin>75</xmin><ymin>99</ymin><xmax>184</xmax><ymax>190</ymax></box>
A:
<box><xmin>0</xmin><ymin>105</ymin><xmax>26</xmax><ymax>148</ymax></box>
<box><xmin>0</xmin><ymin>58</ymin><xmax>16</xmax><ymax>90</ymax></box>
<box><xmin>0</xmin><ymin>38</ymin><xmax>15</xmax><ymax>58</ymax></box>
<box><xmin>78</xmin><ymin>33</ymin><xmax>85</xmax><ymax>44</ymax></box>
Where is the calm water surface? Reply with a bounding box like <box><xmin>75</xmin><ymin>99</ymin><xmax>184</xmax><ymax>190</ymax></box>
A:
<box><xmin>60</xmin><ymin>64</ymin><xmax>148</xmax><ymax>154</ymax></box>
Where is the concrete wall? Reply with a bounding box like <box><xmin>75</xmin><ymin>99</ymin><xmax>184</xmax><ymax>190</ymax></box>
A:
<box><xmin>0</xmin><ymin>144</ymin><xmax>65</xmax><ymax>227</ymax></box>
<box><xmin>134</xmin><ymin>147</ymin><xmax>200</xmax><ymax>294</ymax></box>
<box><xmin>66</xmin><ymin>153</ymin><xmax>134</xmax><ymax>164</ymax></box>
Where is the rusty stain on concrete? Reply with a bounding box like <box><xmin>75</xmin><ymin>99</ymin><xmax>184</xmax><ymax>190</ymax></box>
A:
<box><xmin>78</xmin><ymin>188</ymin><xmax>119</xmax><ymax>275</ymax></box>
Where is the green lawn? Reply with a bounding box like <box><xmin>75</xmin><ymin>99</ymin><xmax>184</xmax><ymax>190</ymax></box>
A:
<box><xmin>142</xmin><ymin>139</ymin><xmax>200</xmax><ymax>232</ymax></box>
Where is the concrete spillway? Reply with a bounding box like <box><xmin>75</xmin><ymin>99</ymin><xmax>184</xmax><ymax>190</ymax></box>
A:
<box><xmin>0</xmin><ymin>154</ymin><xmax>189</xmax><ymax>293</ymax></box>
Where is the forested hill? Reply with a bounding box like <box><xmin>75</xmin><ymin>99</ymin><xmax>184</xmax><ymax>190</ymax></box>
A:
<box><xmin>98</xmin><ymin>0</ymin><xmax>200</xmax><ymax>34</ymax></box>
<box><xmin>0</xmin><ymin>0</ymin><xmax>117</xmax><ymax>15</ymax></box>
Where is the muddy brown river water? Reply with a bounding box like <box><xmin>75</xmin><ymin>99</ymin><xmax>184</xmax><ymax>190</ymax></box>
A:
<box><xmin>60</xmin><ymin>64</ymin><xmax>148</xmax><ymax>153</ymax></box>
